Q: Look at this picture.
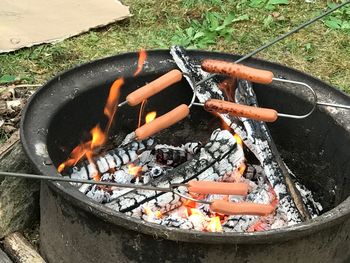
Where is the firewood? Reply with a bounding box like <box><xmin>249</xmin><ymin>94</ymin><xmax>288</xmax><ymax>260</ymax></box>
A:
<box><xmin>3</xmin><ymin>232</ymin><xmax>45</xmax><ymax>263</ymax></box>
<box><xmin>170</xmin><ymin>46</ymin><xmax>311</xmax><ymax>224</ymax></box>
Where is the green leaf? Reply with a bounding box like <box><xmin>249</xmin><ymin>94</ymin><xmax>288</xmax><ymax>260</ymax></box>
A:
<box><xmin>249</xmin><ymin>0</ymin><xmax>265</xmax><ymax>8</ymax></box>
<box><xmin>0</xmin><ymin>75</ymin><xmax>18</xmax><ymax>84</ymax></box>
<box><xmin>232</xmin><ymin>14</ymin><xmax>249</xmax><ymax>22</ymax></box>
<box><xmin>263</xmin><ymin>15</ymin><xmax>274</xmax><ymax>28</ymax></box>
<box><xmin>305</xmin><ymin>43</ymin><xmax>312</xmax><ymax>51</ymax></box>
<box><xmin>267</xmin><ymin>0</ymin><xmax>288</xmax><ymax>5</ymax></box>
<box><xmin>193</xmin><ymin>31</ymin><xmax>205</xmax><ymax>40</ymax></box>
<box><xmin>206</xmin><ymin>12</ymin><xmax>220</xmax><ymax>31</ymax></box>
<box><xmin>341</xmin><ymin>21</ymin><xmax>350</xmax><ymax>30</ymax></box>
<box><xmin>327</xmin><ymin>2</ymin><xmax>337</xmax><ymax>9</ymax></box>
<box><xmin>324</xmin><ymin>17</ymin><xmax>342</xmax><ymax>29</ymax></box>
<box><xmin>185</xmin><ymin>27</ymin><xmax>195</xmax><ymax>38</ymax></box>
<box><xmin>223</xmin><ymin>12</ymin><xmax>236</xmax><ymax>26</ymax></box>
<box><xmin>264</xmin><ymin>4</ymin><xmax>276</xmax><ymax>11</ymax></box>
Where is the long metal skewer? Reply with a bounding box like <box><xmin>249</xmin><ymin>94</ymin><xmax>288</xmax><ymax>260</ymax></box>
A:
<box><xmin>195</xmin><ymin>0</ymin><xmax>350</xmax><ymax>87</ymax></box>
<box><xmin>0</xmin><ymin>171</ymin><xmax>207</xmax><ymax>205</ymax></box>
<box><xmin>0</xmin><ymin>171</ymin><xmax>173</xmax><ymax>192</ymax></box>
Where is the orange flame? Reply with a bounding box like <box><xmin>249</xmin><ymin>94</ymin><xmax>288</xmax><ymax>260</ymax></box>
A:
<box><xmin>58</xmin><ymin>78</ymin><xmax>124</xmax><ymax>174</ymax></box>
<box><xmin>90</xmin><ymin>125</ymin><xmax>106</xmax><ymax>149</ymax></box>
<box><xmin>128</xmin><ymin>163</ymin><xmax>142</xmax><ymax>177</ymax></box>
<box><xmin>145</xmin><ymin>111</ymin><xmax>157</xmax><ymax>123</ymax></box>
<box><xmin>104</xmin><ymin>78</ymin><xmax>124</xmax><ymax>135</ymax></box>
<box><xmin>57</xmin><ymin>142</ymin><xmax>90</xmax><ymax>173</ymax></box>
<box><xmin>207</xmin><ymin>216</ymin><xmax>222</xmax><ymax>232</ymax></box>
<box><xmin>133</xmin><ymin>48</ymin><xmax>147</xmax><ymax>76</ymax></box>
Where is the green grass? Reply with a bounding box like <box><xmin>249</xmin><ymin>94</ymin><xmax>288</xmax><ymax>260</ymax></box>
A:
<box><xmin>0</xmin><ymin>0</ymin><xmax>349</xmax><ymax>93</ymax></box>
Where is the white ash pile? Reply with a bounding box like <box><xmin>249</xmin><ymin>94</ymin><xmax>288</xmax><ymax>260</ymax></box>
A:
<box><xmin>64</xmin><ymin>128</ymin><xmax>321</xmax><ymax>233</ymax></box>
<box><xmin>64</xmin><ymin>136</ymin><xmax>201</xmax><ymax>204</ymax></box>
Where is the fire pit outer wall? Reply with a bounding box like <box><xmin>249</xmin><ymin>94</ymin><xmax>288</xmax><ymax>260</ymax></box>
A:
<box><xmin>20</xmin><ymin>50</ymin><xmax>350</xmax><ymax>263</ymax></box>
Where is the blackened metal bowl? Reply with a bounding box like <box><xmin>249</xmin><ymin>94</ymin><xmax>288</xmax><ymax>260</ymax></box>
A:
<box><xmin>21</xmin><ymin>50</ymin><xmax>350</xmax><ymax>263</ymax></box>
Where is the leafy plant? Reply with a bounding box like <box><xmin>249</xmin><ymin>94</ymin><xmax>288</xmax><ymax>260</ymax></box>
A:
<box><xmin>248</xmin><ymin>0</ymin><xmax>288</xmax><ymax>10</ymax></box>
<box><xmin>323</xmin><ymin>1</ymin><xmax>350</xmax><ymax>32</ymax></box>
<box><xmin>182</xmin><ymin>0</ymin><xmax>223</xmax><ymax>8</ymax></box>
<box><xmin>171</xmin><ymin>12</ymin><xmax>249</xmax><ymax>48</ymax></box>
<box><xmin>0</xmin><ymin>75</ymin><xmax>19</xmax><ymax>84</ymax></box>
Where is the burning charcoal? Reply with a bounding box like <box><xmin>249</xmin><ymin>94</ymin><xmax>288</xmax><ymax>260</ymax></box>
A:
<box><xmin>155</xmin><ymin>146</ymin><xmax>188</xmax><ymax>167</ymax></box>
<box><xmin>222</xmin><ymin>215</ymin><xmax>259</xmax><ymax>232</ymax></box>
<box><xmin>113</xmin><ymin>170</ymin><xmax>134</xmax><ymax>184</ymax></box>
<box><xmin>110</xmin><ymin>129</ymin><xmax>244</xmax><ymax>216</ymax></box>
<box><xmin>181</xmin><ymin>142</ymin><xmax>202</xmax><ymax>155</ymax></box>
<box><xmin>85</xmin><ymin>185</ymin><xmax>111</xmax><ymax>203</ymax></box>
<box><xmin>66</xmin><ymin>137</ymin><xmax>155</xmax><ymax>180</ymax></box>
<box><xmin>160</xmin><ymin>215</ymin><xmax>194</xmax><ymax>230</ymax></box>
<box><xmin>149</xmin><ymin>166</ymin><xmax>165</xmax><ymax>178</ymax></box>
<box><xmin>244</xmin><ymin>164</ymin><xmax>265</xmax><ymax>181</ymax></box>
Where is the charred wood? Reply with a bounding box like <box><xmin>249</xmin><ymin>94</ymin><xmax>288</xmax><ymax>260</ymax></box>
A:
<box><xmin>170</xmin><ymin>46</ymin><xmax>304</xmax><ymax>224</ymax></box>
<box><xmin>235</xmin><ymin>80</ymin><xmax>311</xmax><ymax>221</ymax></box>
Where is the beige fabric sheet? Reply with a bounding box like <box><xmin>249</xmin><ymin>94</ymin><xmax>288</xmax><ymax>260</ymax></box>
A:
<box><xmin>0</xmin><ymin>0</ymin><xmax>130</xmax><ymax>53</ymax></box>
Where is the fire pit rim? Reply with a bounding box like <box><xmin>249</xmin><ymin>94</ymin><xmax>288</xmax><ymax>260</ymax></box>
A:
<box><xmin>20</xmin><ymin>49</ymin><xmax>350</xmax><ymax>244</ymax></box>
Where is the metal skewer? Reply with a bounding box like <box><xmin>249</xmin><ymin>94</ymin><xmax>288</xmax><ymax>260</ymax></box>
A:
<box><xmin>0</xmin><ymin>171</ymin><xmax>273</xmax><ymax>216</ymax></box>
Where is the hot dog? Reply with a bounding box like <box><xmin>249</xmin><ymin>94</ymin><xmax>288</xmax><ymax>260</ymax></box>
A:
<box><xmin>210</xmin><ymin>200</ymin><xmax>275</xmax><ymax>216</ymax></box>
<box><xmin>202</xmin><ymin>59</ymin><xmax>274</xmax><ymax>84</ymax></box>
<box><xmin>187</xmin><ymin>181</ymin><xmax>248</xmax><ymax>196</ymax></box>
<box><xmin>127</xmin><ymin>69</ymin><xmax>183</xmax><ymax>106</ymax></box>
<box><xmin>204</xmin><ymin>99</ymin><xmax>278</xmax><ymax>122</ymax></box>
<box><xmin>135</xmin><ymin>104</ymin><xmax>189</xmax><ymax>140</ymax></box>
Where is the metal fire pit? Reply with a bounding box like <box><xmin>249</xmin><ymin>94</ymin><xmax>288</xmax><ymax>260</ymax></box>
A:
<box><xmin>20</xmin><ymin>50</ymin><xmax>350</xmax><ymax>263</ymax></box>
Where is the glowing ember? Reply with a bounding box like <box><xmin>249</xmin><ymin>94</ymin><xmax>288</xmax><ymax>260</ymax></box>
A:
<box><xmin>145</xmin><ymin>111</ymin><xmax>157</xmax><ymax>123</ymax></box>
<box><xmin>128</xmin><ymin>163</ymin><xmax>142</xmax><ymax>177</ymax></box>
<box><xmin>133</xmin><ymin>48</ymin><xmax>147</xmax><ymax>76</ymax></box>
<box><xmin>233</xmin><ymin>133</ymin><xmax>243</xmax><ymax>147</ymax></box>
<box><xmin>207</xmin><ymin>216</ymin><xmax>222</xmax><ymax>232</ymax></box>
<box><xmin>144</xmin><ymin>206</ymin><xmax>162</xmax><ymax>219</ymax></box>
<box><xmin>188</xmin><ymin>208</ymin><xmax>205</xmax><ymax>226</ymax></box>
<box><xmin>238</xmin><ymin>163</ymin><xmax>246</xmax><ymax>175</ymax></box>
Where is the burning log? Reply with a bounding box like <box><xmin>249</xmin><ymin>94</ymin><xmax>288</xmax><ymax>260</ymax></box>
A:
<box><xmin>170</xmin><ymin>46</ymin><xmax>313</xmax><ymax>224</ymax></box>
<box><xmin>235</xmin><ymin>79</ymin><xmax>311</xmax><ymax>221</ymax></box>
<box><xmin>64</xmin><ymin>137</ymin><xmax>156</xmax><ymax>180</ymax></box>
<box><xmin>106</xmin><ymin>129</ymin><xmax>244</xmax><ymax>216</ymax></box>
